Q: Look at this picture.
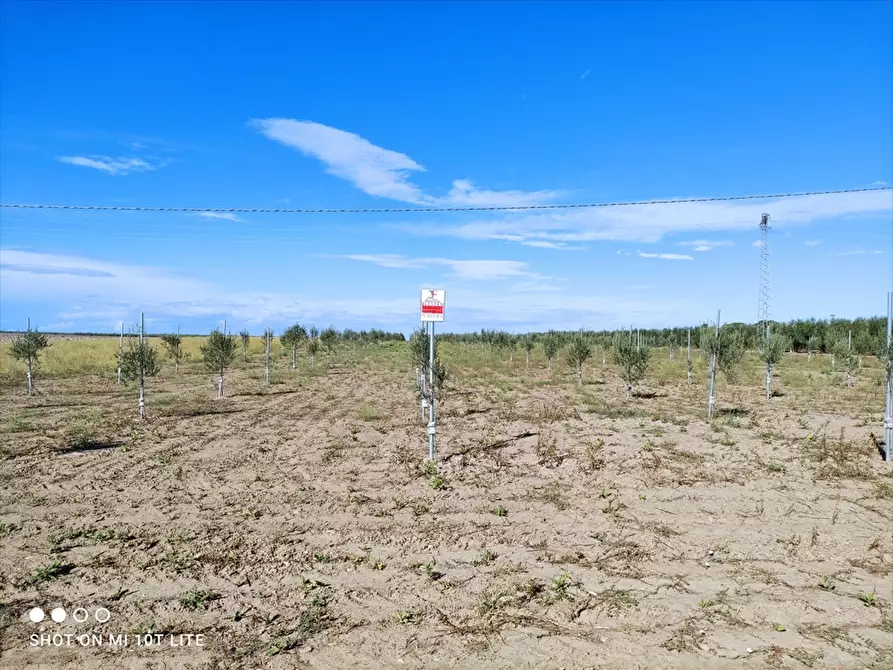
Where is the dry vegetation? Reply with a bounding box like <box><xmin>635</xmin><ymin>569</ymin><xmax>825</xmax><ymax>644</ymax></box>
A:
<box><xmin>0</xmin><ymin>336</ymin><xmax>891</xmax><ymax>669</ymax></box>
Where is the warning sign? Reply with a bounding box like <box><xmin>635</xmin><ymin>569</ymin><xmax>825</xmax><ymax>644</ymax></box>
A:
<box><xmin>420</xmin><ymin>289</ymin><xmax>446</xmax><ymax>322</ymax></box>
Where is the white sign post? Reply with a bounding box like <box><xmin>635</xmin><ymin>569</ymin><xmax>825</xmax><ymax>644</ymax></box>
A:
<box><xmin>420</xmin><ymin>289</ymin><xmax>445</xmax><ymax>460</ymax></box>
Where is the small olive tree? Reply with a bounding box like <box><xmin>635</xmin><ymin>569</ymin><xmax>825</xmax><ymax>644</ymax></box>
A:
<box><xmin>239</xmin><ymin>329</ymin><xmax>250</xmax><ymax>361</ymax></box>
<box><xmin>758</xmin><ymin>334</ymin><xmax>790</xmax><ymax>400</ymax></box>
<box><xmin>9</xmin><ymin>327</ymin><xmax>50</xmax><ymax>395</ymax></box>
<box><xmin>566</xmin><ymin>334</ymin><xmax>592</xmax><ymax>387</ymax></box>
<box><xmin>307</xmin><ymin>337</ymin><xmax>320</xmax><ymax>368</ymax></box>
<box><xmin>410</xmin><ymin>327</ymin><xmax>449</xmax><ymax>399</ymax></box>
<box><xmin>613</xmin><ymin>333</ymin><xmax>651</xmax><ymax>398</ymax></box>
<box><xmin>831</xmin><ymin>339</ymin><xmax>858</xmax><ymax>388</ymax></box>
<box><xmin>119</xmin><ymin>331</ymin><xmax>161</xmax><ymax>420</ymax></box>
<box><xmin>280</xmin><ymin>324</ymin><xmax>308</xmax><ymax>370</ymax></box>
<box><xmin>542</xmin><ymin>332</ymin><xmax>560</xmax><ymax>373</ymax></box>
<box><xmin>522</xmin><ymin>334</ymin><xmax>535</xmax><ymax>369</ymax></box>
<box><xmin>201</xmin><ymin>329</ymin><xmax>238</xmax><ymax>398</ymax></box>
<box><xmin>700</xmin><ymin>326</ymin><xmax>745</xmax><ymax>416</ymax></box>
<box><xmin>160</xmin><ymin>333</ymin><xmax>185</xmax><ymax>374</ymax></box>
<box><xmin>319</xmin><ymin>327</ymin><xmax>338</xmax><ymax>357</ymax></box>
<box><xmin>806</xmin><ymin>335</ymin><xmax>821</xmax><ymax>362</ymax></box>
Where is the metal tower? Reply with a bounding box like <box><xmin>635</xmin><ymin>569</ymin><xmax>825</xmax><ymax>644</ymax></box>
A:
<box><xmin>758</xmin><ymin>213</ymin><xmax>772</xmax><ymax>341</ymax></box>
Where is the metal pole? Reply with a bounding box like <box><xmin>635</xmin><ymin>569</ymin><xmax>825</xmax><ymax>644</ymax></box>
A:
<box><xmin>885</xmin><ymin>292</ymin><xmax>892</xmax><ymax>462</ymax></box>
<box><xmin>428</xmin><ymin>321</ymin><xmax>436</xmax><ymax>460</ymax></box>
<box><xmin>708</xmin><ymin>310</ymin><xmax>719</xmax><ymax>419</ymax></box>
<box><xmin>117</xmin><ymin>322</ymin><xmax>124</xmax><ymax>384</ymax></box>
<box><xmin>138</xmin><ymin>312</ymin><xmax>145</xmax><ymax>420</ymax></box>
<box><xmin>687</xmin><ymin>327</ymin><xmax>692</xmax><ymax>386</ymax></box>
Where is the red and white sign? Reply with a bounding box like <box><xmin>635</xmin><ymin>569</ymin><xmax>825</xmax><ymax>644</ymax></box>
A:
<box><xmin>420</xmin><ymin>288</ymin><xmax>446</xmax><ymax>322</ymax></box>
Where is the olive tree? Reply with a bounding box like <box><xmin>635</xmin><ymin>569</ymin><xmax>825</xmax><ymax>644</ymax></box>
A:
<box><xmin>542</xmin><ymin>332</ymin><xmax>560</xmax><ymax>373</ymax></box>
<box><xmin>160</xmin><ymin>333</ymin><xmax>185</xmax><ymax>374</ymax></box>
<box><xmin>613</xmin><ymin>333</ymin><xmax>651</xmax><ymax>398</ymax></box>
<box><xmin>280</xmin><ymin>323</ymin><xmax>308</xmax><ymax>370</ymax></box>
<box><xmin>522</xmin><ymin>333</ymin><xmax>535</xmax><ymax>369</ymax></box>
<box><xmin>9</xmin><ymin>327</ymin><xmax>50</xmax><ymax>395</ymax></box>
<box><xmin>565</xmin><ymin>334</ymin><xmax>592</xmax><ymax>387</ymax></box>
<box><xmin>319</xmin><ymin>327</ymin><xmax>338</xmax><ymax>357</ymax></box>
<box><xmin>410</xmin><ymin>327</ymin><xmax>449</xmax><ymax>399</ymax></box>
<box><xmin>700</xmin><ymin>325</ymin><xmax>745</xmax><ymax>416</ymax></box>
<box><xmin>758</xmin><ymin>334</ymin><xmax>790</xmax><ymax>400</ymax></box>
<box><xmin>307</xmin><ymin>337</ymin><xmax>320</xmax><ymax>368</ymax></box>
<box><xmin>201</xmin><ymin>329</ymin><xmax>238</xmax><ymax>398</ymax></box>
<box><xmin>806</xmin><ymin>335</ymin><xmax>821</xmax><ymax>362</ymax></box>
<box><xmin>831</xmin><ymin>339</ymin><xmax>858</xmax><ymax>388</ymax></box>
<box><xmin>119</xmin><ymin>330</ymin><xmax>161</xmax><ymax>420</ymax></box>
<box><xmin>239</xmin><ymin>329</ymin><xmax>250</xmax><ymax>361</ymax></box>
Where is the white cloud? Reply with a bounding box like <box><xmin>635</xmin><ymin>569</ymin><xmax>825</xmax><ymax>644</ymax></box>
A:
<box><xmin>1</xmin><ymin>249</ymin><xmax>693</xmax><ymax>330</ymax></box>
<box><xmin>197</xmin><ymin>212</ymin><xmax>243</xmax><ymax>222</ymax></box>
<box><xmin>580</xmin><ymin>69</ymin><xmax>591</xmax><ymax>80</ymax></box>
<box><xmin>677</xmin><ymin>239</ymin><xmax>734</xmax><ymax>252</ymax></box>
<box><xmin>42</xmin><ymin>321</ymin><xmax>75</xmax><ymax>330</ymax></box>
<box><xmin>804</xmin><ymin>239</ymin><xmax>822</xmax><ymax>246</ymax></box>
<box><xmin>251</xmin><ymin>118</ymin><xmax>561</xmax><ymax>207</ymax></box>
<box><xmin>827</xmin><ymin>249</ymin><xmax>883</xmax><ymax>256</ymax></box>
<box><xmin>56</xmin><ymin>155</ymin><xmax>158</xmax><ymax>175</ymax></box>
<box><xmin>637</xmin><ymin>252</ymin><xmax>694</xmax><ymax>261</ymax></box>
<box><xmin>751</xmin><ymin>240</ymin><xmax>762</xmax><ymax>247</ymax></box>
<box><xmin>338</xmin><ymin>253</ymin><xmax>534</xmax><ymax>280</ymax></box>
<box><xmin>408</xmin><ymin>189</ymin><xmax>893</xmax><ymax>246</ymax></box>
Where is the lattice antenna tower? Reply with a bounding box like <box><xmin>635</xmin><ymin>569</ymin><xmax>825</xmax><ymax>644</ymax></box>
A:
<box><xmin>758</xmin><ymin>213</ymin><xmax>772</xmax><ymax>342</ymax></box>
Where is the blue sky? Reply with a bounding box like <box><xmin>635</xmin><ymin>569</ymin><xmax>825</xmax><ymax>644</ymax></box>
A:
<box><xmin>1</xmin><ymin>0</ymin><xmax>891</xmax><ymax>335</ymax></box>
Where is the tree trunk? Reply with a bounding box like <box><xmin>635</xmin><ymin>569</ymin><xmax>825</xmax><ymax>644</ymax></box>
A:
<box><xmin>765</xmin><ymin>362</ymin><xmax>772</xmax><ymax>400</ymax></box>
<box><xmin>26</xmin><ymin>357</ymin><xmax>33</xmax><ymax>396</ymax></box>
<box><xmin>602</xmin><ymin>352</ymin><xmax>606</xmax><ymax>368</ymax></box>
<box><xmin>548</xmin><ymin>357</ymin><xmax>552</xmax><ymax>373</ymax></box>
<box><xmin>577</xmin><ymin>367</ymin><xmax>582</xmax><ymax>387</ymax></box>
<box><xmin>292</xmin><ymin>345</ymin><xmax>297</xmax><ymax>370</ymax></box>
<box><xmin>846</xmin><ymin>370</ymin><xmax>853</xmax><ymax>388</ymax></box>
<box><xmin>311</xmin><ymin>354</ymin><xmax>316</xmax><ymax>368</ymax></box>
<box><xmin>525</xmin><ymin>351</ymin><xmax>530</xmax><ymax>369</ymax></box>
<box><xmin>627</xmin><ymin>382</ymin><xmax>632</xmax><ymax>399</ymax></box>
<box><xmin>217</xmin><ymin>374</ymin><xmax>224</xmax><ymax>398</ymax></box>
<box><xmin>807</xmin><ymin>351</ymin><xmax>812</xmax><ymax>362</ymax></box>
<box><xmin>138</xmin><ymin>381</ymin><xmax>145</xmax><ymax>421</ymax></box>
<box><xmin>175</xmin><ymin>361</ymin><xmax>178</xmax><ymax>375</ymax></box>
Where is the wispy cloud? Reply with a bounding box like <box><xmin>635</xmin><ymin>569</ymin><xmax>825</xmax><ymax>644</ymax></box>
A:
<box><xmin>196</xmin><ymin>212</ymin><xmax>244</xmax><ymax>222</ymax></box>
<box><xmin>677</xmin><ymin>239</ymin><xmax>735</xmax><ymax>252</ymax></box>
<box><xmin>407</xmin><ymin>190</ymin><xmax>893</xmax><ymax>246</ymax></box>
<box><xmin>337</xmin><ymin>253</ymin><xmax>535</xmax><ymax>280</ymax></box>
<box><xmin>580</xmin><ymin>69</ymin><xmax>591</xmax><ymax>80</ymax></box>
<box><xmin>804</xmin><ymin>239</ymin><xmax>822</xmax><ymax>246</ymax></box>
<box><xmin>751</xmin><ymin>240</ymin><xmax>762</xmax><ymax>247</ymax></box>
<box><xmin>1</xmin><ymin>249</ymin><xmax>696</xmax><ymax>331</ymax></box>
<box><xmin>251</xmin><ymin>118</ymin><xmax>561</xmax><ymax>207</ymax></box>
<box><xmin>56</xmin><ymin>155</ymin><xmax>159</xmax><ymax>175</ymax></box>
<box><xmin>637</xmin><ymin>251</ymin><xmax>694</xmax><ymax>261</ymax></box>
<box><xmin>827</xmin><ymin>249</ymin><xmax>883</xmax><ymax>256</ymax></box>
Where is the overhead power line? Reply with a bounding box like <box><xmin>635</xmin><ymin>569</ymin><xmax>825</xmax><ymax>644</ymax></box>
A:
<box><xmin>1</xmin><ymin>186</ymin><xmax>890</xmax><ymax>215</ymax></box>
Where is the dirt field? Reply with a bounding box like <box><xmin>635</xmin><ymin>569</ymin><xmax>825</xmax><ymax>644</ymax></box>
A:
<box><xmin>0</xmin><ymin>340</ymin><xmax>891</xmax><ymax>669</ymax></box>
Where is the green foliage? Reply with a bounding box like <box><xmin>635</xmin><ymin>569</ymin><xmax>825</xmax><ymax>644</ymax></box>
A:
<box><xmin>542</xmin><ymin>332</ymin><xmax>561</xmax><ymax>367</ymax></box>
<box><xmin>880</xmin><ymin>339</ymin><xmax>893</xmax><ymax>379</ymax></box>
<box><xmin>521</xmin><ymin>334</ymin><xmax>535</xmax><ymax>353</ymax></box>
<box><xmin>307</xmin><ymin>338</ymin><xmax>320</xmax><ymax>358</ymax></box>
<box><xmin>612</xmin><ymin>334</ymin><xmax>651</xmax><ymax>395</ymax></box>
<box><xmin>806</xmin><ymin>335</ymin><xmax>821</xmax><ymax>354</ymax></box>
<box><xmin>119</xmin><ymin>339</ymin><xmax>161</xmax><ymax>383</ymax></box>
<box><xmin>160</xmin><ymin>333</ymin><xmax>185</xmax><ymax>368</ymax></box>
<box><xmin>410</xmin><ymin>327</ymin><xmax>449</xmax><ymax>396</ymax></box>
<box><xmin>9</xmin><ymin>329</ymin><xmax>50</xmax><ymax>367</ymax></box>
<box><xmin>280</xmin><ymin>324</ymin><xmax>308</xmax><ymax>349</ymax></box>
<box><xmin>239</xmin><ymin>329</ymin><xmax>250</xmax><ymax>359</ymax></box>
<box><xmin>201</xmin><ymin>329</ymin><xmax>238</xmax><ymax>375</ymax></box>
<box><xmin>700</xmin><ymin>326</ymin><xmax>745</xmax><ymax>382</ymax></box>
<box><xmin>758</xmin><ymin>334</ymin><xmax>790</xmax><ymax>366</ymax></box>
<box><xmin>319</xmin><ymin>327</ymin><xmax>338</xmax><ymax>353</ymax></box>
<box><xmin>565</xmin><ymin>334</ymin><xmax>592</xmax><ymax>385</ymax></box>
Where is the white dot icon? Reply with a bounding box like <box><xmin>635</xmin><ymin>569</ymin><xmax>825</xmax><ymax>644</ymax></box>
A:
<box><xmin>51</xmin><ymin>607</ymin><xmax>67</xmax><ymax>623</ymax></box>
<box><xmin>28</xmin><ymin>607</ymin><xmax>45</xmax><ymax>623</ymax></box>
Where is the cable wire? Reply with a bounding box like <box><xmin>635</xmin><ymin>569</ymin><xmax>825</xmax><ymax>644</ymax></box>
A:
<box><xmin>1</xmin><ymin>186</ymin><xmax>890</xmax><ymax>214</ymax></box>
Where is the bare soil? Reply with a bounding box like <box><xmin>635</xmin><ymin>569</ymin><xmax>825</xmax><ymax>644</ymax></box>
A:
<box><xmin>0</xmin><ymin>347</ymin><xmax>891</xmax><ymax>669</ymax></box>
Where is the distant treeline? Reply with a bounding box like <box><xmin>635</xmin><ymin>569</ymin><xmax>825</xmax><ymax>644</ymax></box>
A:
<box><xmin>437</xmin><ymin>316</ymin><xmax>890</xmax><ymax>356</ymax></box>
